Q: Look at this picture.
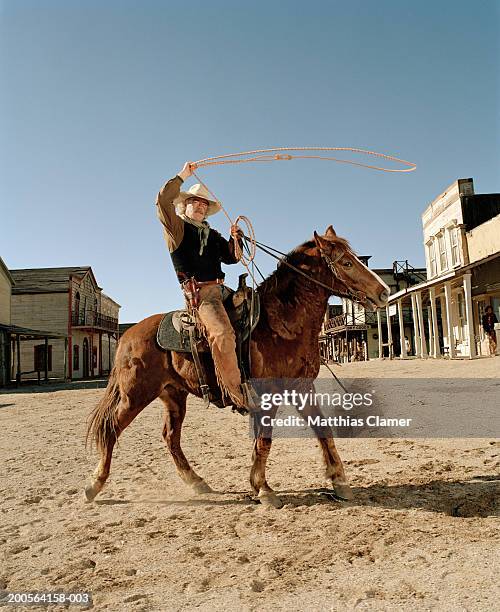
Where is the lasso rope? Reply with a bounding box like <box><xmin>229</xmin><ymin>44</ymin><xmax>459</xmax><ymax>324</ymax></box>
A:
<box><xmin>192</xmin><ymin>170</ymin><xmax>257</xmax><ymax>282</ymax></box>
<box><xmin>194</xmin><ymin>146</ymin><xmax>416</xmax><ymax>174</ymax></box>
<box><xmin>190</xmin><ymin>146</ymin><xmax>416</xmax><ymax>277</ymax></box>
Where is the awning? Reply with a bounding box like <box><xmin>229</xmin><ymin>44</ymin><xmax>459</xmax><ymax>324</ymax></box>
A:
<box><xmin>0</xmin><ymin>323</ymin><xmax>67</xmax><ymax>340</ymax></box>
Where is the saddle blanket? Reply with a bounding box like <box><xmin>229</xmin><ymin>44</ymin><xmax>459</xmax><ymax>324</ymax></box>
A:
<box><xmin>156</xmin><ymin>310</ymin><xmax>204</xmax><ymax>353</ymax></box>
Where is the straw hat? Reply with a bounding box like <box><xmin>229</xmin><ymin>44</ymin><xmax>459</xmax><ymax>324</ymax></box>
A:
<box><xmin>174</xmin><ymin>183</ymin><xmax>222</xmax><ymax>217</ymax></box>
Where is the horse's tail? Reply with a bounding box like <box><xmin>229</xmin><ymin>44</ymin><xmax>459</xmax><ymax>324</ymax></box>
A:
<box><xmin>86</xmin><ymin>367</ymin><xmax>121</xmax><ymax>453</ymax></box>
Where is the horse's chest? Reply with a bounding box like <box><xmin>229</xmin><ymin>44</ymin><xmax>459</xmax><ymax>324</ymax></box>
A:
<box><xmin>251</xmin><ymin>341</ymin><xmax>319</xmax><ymax>378</ymax></box>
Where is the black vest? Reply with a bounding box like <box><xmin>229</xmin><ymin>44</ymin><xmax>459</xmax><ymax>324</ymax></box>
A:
<box><xmin>170</xmin><ymin>222</ymin><xmax>228</xmax><ymax>282</ymax></box>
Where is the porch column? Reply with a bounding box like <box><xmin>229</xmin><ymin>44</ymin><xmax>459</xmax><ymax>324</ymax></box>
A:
<box><xmin>0</xmin><ymin>331</ymin><xmax>6</xmax><ymax>387</ymax></box>
<box><xmin>398</xmin><ymin>298</ymin><xmax>407</xmax><ymax>358</ymax></box>
<box><xmin>98</xmin><ymin>332</ymin><xmax>103</xmax><ymax>376</ymax></box>
<box><xmin>16</xmin><ymin>334</ymin><xmax>21</xmax><ymax>385</ymax></box>
<box><xmin>415</xmin><ymin>291</ymin><xmax>428</xmax><ymax>358</ymax></box>
<box><xmin>377</xmin><ymin>308</ymin><xmax>383</xmax><ymax>359</ymax></box>
<box><xmin>429</xmin><ymin>287</ymin><xmax>441</xmax><ymax>358</ymax></box>
<box><xmin>463</xmin><ymin>273</ymin><xmax>476</xmax><ymax>359</ymax></box>
<box><xmin>428</xmin><ymin>313</ymin><xmax>433</xmax><ymax>357</ymax></box>
<box><xmin>385</xmin><ymin>305</ymin><xmax>393</xmax><ymax>359</ymax></box>
<box><xmin>444</xmin><ymin>282</ymin><xmax>456</xmax><ymax>358</ymax></box>
<box><xmin>44</xmin><ymin>337</ymin><xmax>49</xmax><ymax>382</ymax></box>
<box><xmin>411</xmin><ymin>293</ymin><xmax>421</xmax><ymax>358</ymax></box>
<box><xmin>63</xmin><ymin>337</ymin><xmax>68</xmax><ymax>380</ymax></box>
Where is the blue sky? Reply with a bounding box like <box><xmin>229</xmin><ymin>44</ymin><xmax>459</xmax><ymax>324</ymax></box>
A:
<box><xmin>1</xmin><ymin>0</ymin><xmax>498</xmax><ymax>321</ymax></box>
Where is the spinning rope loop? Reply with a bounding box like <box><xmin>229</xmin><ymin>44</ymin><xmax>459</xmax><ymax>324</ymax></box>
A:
<box><xmin>194</xmin><ymin>146</ymin><xmax>416</xmax><ymax>174</ymax></box>
<box><xmin>190</xmin><ymin>146</ymin><xmax>416</xmax><ymax>281</ymax></box>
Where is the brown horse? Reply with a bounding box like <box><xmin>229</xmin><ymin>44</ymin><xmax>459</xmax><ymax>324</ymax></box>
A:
<box><xmin>85</xmin><ymin>225</ymin><xmax>389</xmax><ymax>508</ymax></box>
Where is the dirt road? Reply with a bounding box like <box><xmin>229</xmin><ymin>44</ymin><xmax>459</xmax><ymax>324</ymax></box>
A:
<box><xmin>1</xmin><ymin>359</ymin><xmax>499</xmax><ymax>611</ymax></box>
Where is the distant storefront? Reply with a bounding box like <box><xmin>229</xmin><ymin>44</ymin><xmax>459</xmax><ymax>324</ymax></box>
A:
<box><xmin>384</xmin><ymin>178</ymin><xmax>500</xmax><ymax>359</ymax></box>
<box><xmin>7</xmin><ymin>265</ymin><xmax>120</xmax><ymax>382</ymax></box>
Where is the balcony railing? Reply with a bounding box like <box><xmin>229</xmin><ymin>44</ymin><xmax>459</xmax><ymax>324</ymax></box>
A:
<box><xmin>324</xmin><ymin>308</ymin><xmax>416</xmax><ymax>333</ymax></box>
<box><xmin>72</xmin><ymin>310</ymin><xmax>118</xmax><ymax>332</ymax></box>
<box><xmin>324</xmin><ymin>312</ymin><xmax>373</xmax><ymax>332</ymax></box>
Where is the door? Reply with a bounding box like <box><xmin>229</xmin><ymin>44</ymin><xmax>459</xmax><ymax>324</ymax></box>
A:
<box><xmin>82</xmin><ymin>338</ymin><xmax>89</xmax><ymax>378</ymax></box>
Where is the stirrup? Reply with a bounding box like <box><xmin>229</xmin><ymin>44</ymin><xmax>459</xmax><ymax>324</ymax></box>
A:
<box><xmin>240</xmin><ymin>382</ymin><xmax>260</xmax><ymax>412</ymax></box>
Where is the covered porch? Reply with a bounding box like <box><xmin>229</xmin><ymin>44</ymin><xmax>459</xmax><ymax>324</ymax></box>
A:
<box><xmin>379</xmin><ymin>270</ymin><xmax>478</xmax><ymax>359</ymax></box>
<box><xmin>0</xmin><ymin>324</ymin><xmax>68</xmax><ymax>386</ymax></box>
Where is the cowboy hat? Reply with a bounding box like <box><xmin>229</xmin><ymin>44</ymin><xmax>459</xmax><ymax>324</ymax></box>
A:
<box><xmin>174</xmin><ymin>183</ymin><xmax>222</xmax><ymax>217</ymax></box>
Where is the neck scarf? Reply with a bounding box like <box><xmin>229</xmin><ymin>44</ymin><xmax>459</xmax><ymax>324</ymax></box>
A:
<box><xmin>180</xmin><ymin>214</ymin><xmax>211</xmax><ymax>255</ymax></box>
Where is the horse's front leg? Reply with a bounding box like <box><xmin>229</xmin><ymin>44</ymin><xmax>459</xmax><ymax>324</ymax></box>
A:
<box><xmin>249</xmin><ymin>407</ymin><xmax>283</xmax><ymax>508</ymax></box>
<box><xmin>159</xmin><ymin>386</ymin><xmax>213</xmax><ymax>494</ymax></box>
<box><xmin>299</xmin><ymin>402</ymin><xmax>354</xmax><ymax>500</ymax></box>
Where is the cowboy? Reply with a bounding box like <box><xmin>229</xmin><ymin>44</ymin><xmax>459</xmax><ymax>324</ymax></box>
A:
<box><xmin>156</xmin><ymin>161</ymin><xmax>249</xmax><ymax>409</ymax></box>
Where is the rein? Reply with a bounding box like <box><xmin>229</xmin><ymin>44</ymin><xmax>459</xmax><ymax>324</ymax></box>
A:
<box><xmin>246</xmin><ymin>237</ymin><xmax>366</xmax><ymax>303</ymax></box>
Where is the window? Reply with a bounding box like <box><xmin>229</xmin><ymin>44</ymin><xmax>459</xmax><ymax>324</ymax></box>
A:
<box><xmin>449</xmin><ymin>227</ymin><xmax>460</xmax><ymax>266</ymax></box>
<box><xmin>437</xmin><ymin>233</ymin><xmax>448</xmax><ymax>272</ymax></box>
<box><xmin>428</xmin><ymin>241</ymin><xmax>437</xmax><ymax>277</ymax></box>
<box><xmin>73</xmin><ymin>292</ymin><xmax>81</xmax><ymax>325</ymax></box>
<box><xmin>73</xmin><ymin>345</ymin><xmax>79</xmax><ymax>370</ymax></box>
<box><xmin>34</xmin><ymin>344</ymin><xmax>52</xmax><ymax>371</ymax></box>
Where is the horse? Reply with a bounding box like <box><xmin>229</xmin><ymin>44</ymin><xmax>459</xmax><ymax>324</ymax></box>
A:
<box><xmin>85</xmin><ymin>225</ymin><xmax>389</xmax><ymax>508</ymax></box>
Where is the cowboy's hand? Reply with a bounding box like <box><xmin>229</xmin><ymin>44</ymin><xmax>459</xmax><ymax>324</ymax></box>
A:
<box><xmin>178</xmin><ymin>161</ymin><xmax>196</xmax><ymax>181</ymax></box>
<box><xmin>230</xmin><ymin>224</ymin><xmax>244</xmax><ymax>239</ymax></box>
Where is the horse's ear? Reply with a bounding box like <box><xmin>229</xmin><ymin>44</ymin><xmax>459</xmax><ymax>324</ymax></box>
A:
<box><xmin>325</xmin><ymin>225</ymin><xmax>337</xmax><ymax>238</ymax></box>
<box><xmin>313</xmin><ymin>231</ymin><xmax>328</xmax><ymax>250</ymax></box>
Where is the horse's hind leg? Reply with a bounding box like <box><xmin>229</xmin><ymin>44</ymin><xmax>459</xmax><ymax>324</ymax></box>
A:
<box><xmin>159</xmin><ymin>386</ymin><xmax>213</xmax><ymax>494</ymax></box>
<box><xmin>85</xmin><ymin>393</ymin><xmax>150</xmax><ymax>501</ymax></box>
<box><xmin>85</xmin><ymin>355</ymin><xmax>166</xmax><ymax>501</ymax></box>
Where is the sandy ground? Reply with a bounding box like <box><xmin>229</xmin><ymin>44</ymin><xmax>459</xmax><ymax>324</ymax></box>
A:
<box><xmin>1</xmin><ymin>358</ymin><xmax>499</xmax><ymax>611</ymax></box>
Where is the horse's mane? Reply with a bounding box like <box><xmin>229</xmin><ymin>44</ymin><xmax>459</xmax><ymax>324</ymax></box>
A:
<box><xmin>257</xmin><ymin>235</ymin><xmax>352</xmax><ymax>306</ymax></box>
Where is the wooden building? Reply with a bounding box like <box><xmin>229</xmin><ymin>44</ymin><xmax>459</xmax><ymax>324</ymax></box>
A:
<box><xmin>320</xmin><ymin>259</ymin><xmax>426</xmax><ymax>362</ymax></box>
<box><xmin>10</xmin><ymin>266</ymin><xmax>120</xmax><ymax>380</ymax></box>
<box><xmin>1</xmin><ymin>257</ymin><xmax>67</xmax><ymax>386</ymax></box>
<box><xmin>384</xmin><ymin>178</ymin><xmax>500</xmax><ymax>359</ymax></box>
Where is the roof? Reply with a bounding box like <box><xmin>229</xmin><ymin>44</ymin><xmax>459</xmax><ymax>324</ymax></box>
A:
<box><xmin>10</xmin><ymin>266</ymin><xmax>93</xmax><ymax>294</ymax></box>
<box><xmin>0</xmin><ymin>257</ymin><xmax>15</xmax><ymax>285</ymax></box>
<box><xmin>101</xmin><ymin>292</ymin><xmax>121</xmax><ymax>308</ymax></box>
<box><xmin>119</xmin><ymin>323</ymin><xmax>136</xmax><ymax>334</ymax></box>
<box><xmin>0</xmin><ymin>323</ymin><xmax>67</xmax><ymax>339</ymax></box>
<box><xmin>388</xmin><ymin>270</ymin><xmax>456</xmax><ymax>302</ymax></box>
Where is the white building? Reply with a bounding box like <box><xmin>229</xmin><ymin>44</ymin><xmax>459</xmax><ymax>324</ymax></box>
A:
<box><xmin>385</xmin><ymin>178</ymin><xmax>500</xmax><ymax>359</ymax></box>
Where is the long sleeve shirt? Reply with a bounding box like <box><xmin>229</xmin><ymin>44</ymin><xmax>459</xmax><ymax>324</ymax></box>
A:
<box><xmin>156</xmin><ymin>175</ymin><xmax>242</xmax><ymax>281</ymax></box>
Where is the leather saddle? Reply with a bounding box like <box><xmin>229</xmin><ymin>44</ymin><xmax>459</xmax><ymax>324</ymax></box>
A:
<box><xmin>156</xmin><ymin>273</ymin><xmax>260</xmax><ymax>358</ymax></box>
<box><xmin>156</xmin><ymin>274</ymin><xmax>260</xmax><ymax>409</ymax></box>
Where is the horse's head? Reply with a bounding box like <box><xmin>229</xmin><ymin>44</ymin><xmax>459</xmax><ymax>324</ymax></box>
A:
<box><xmin>313</xmin><ymin>225</ymin><xmax>390</xmax><ymax>310</ymax></box>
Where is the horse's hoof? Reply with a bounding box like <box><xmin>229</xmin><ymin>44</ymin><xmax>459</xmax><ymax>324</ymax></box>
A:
<box><xmin>331</xmin><ymin>483</ymin><xmax>354</xmax><ymax>501</ymax></box>
<box><xmin>191</xmin><ymin>480</ymin><xmax>213</xmax><ymax>494</ymax></box>
<box><xmin>84</xmin><ymin>483</ymin><xmax>99</xmax><ymax>502</ymax></box>
<box><xmin>258</xmin><ymin>491</ymin><xmax>284</xmax><ymax>509</ymax></box>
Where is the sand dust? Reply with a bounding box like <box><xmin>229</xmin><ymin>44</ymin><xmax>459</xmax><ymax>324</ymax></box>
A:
<box><xmin>1</xmin><ymin>358</ymin><xmax>499</xmax><ymax>611</ymax></box>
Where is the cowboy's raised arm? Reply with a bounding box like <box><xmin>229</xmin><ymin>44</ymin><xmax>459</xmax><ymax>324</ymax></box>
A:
<box><xmin>155</xmin><ymin>162</ymin><xmax>193</xmax><ymax>252</ymax></box>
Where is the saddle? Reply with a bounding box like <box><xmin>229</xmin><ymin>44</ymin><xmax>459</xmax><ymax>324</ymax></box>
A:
<box><xmin>156</xmin><ymin>274</ymin><xmax>260</xmax><ymax>407</ymax></box>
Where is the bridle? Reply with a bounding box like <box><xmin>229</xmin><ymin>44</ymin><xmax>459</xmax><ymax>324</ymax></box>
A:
<box><xmin>246</xmin><ymin>237</ymin><xmax>367</xmax><ymax>304</ymax></box>
<box><xmin>318</xmin><ymin>248</ymin><xmax>367</xmax><ymax>303</ymax></box>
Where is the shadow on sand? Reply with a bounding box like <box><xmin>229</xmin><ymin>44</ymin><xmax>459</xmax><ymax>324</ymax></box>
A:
<box><xmin>0</xmin><ymin>379</ymin><xmax>108</xmax><ymax>395</ymax></box>
<box><xmin>93</xmin><ymin>476</ymin><xmax>499</xmax><ymax>517</ymax></box>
